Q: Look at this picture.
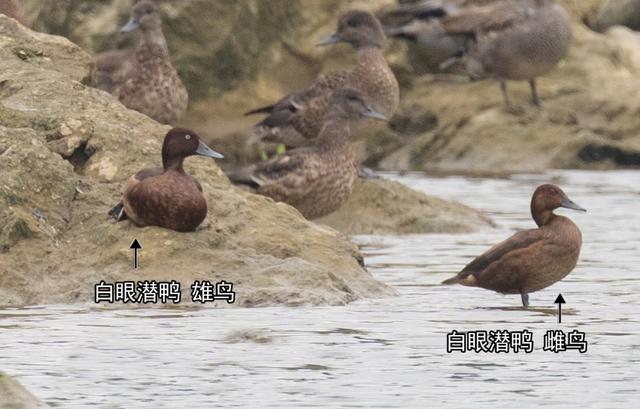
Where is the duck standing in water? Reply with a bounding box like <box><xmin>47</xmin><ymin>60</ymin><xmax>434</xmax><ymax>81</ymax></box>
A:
<box><xmin>245</xmin><ymin>10</ymin><xmax>399</xmax><ymax>148</ymax></box>
<box><xmin>109</xmin><ymin>128</ymin><xmax>223</xmax><ymax>232</ymax></box>
<box><xmin>385</xmin><ymin>0</ymin><xmax>572</xmax><ymax>107</ymax></box>
<box><xmin>442</xmin><ymin>184</ymin><xmax>585</xmax><ymax>307</ymax></box>
<box><xmin>96</xmin><ymin>0</ymin><xmax>188</xmax><ymax>124</ymax></box>
<box><xmin>228</xmin><ymin>88</ymin><xmax>388</xmax><ymax>220</ymax></box>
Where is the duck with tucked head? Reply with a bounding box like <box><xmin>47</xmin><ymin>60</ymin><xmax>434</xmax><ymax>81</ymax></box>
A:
<box><xmin>442</xmin><ymin>184</ymin><xmax>586</xmax><ymax>307</ymax></box>
<box><xmin>228</xmin><ymin>88</ymin><xmax>387</xmax><ymax>220</ymax></box>
<box><xmin>109</xmin><ymin>128</ymin><xmax>223</xmax><ymax>232</ymax></box>
<box><xmin>245</xmin><ymin>10</ymin><xmax>399</xmax><ymax>148</ymax></box>
<box><xmin>96</xmin><ymin>0</ymin><xmax>188</xmax><ymax>124</ymax></box>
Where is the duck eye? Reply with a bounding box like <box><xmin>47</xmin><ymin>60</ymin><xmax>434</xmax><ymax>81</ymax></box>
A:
<box><xmin>185</xmin><ymin>134</ymin><xmax>191</xmax><ymax>140</ymax></box>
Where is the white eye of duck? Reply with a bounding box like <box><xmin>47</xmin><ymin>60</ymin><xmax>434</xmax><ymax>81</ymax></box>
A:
<box><xmin>185</xmin><ymin>134</ymin><xmax>191</xmax><ymax>140</ymax></box>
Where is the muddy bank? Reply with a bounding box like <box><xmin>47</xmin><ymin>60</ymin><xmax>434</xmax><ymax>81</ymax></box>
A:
<box><xmin>0</xmin><ymin>15</ymin><xmax>393</xmax><ymax>307</ymax></box>
<box><xmin>318</xmin><ymin>178</ymin><xmax>494</xmax><ymax>235</ymax></box>
<box><xmin>0</xmin><ymin>371</ymin><xmax>49</xmax><ymax>409</ymax></box>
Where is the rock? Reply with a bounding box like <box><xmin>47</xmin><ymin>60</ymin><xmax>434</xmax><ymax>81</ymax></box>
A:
<box><xmin>317</xmin><ymin>178</ymin><xmax>494</xmax><ymax>235</ymax></box>
<box><xmin>589</xmin><ymin>0</ymin><xmax>640</xmax><ymax>32</ymax></box>
<box><xmin>17</xmin><ymin>0</ymin><xmax>640</xmax><ymax>175</ymax></box>
<box><xmin>0</xmin><ymin>15</ymin><xmax>392</xmax><ymax>307</ymax></box>
<box><xmin>0</xmin><ymin>371</ymin><xmax>49</xmax><ymax>409</ymax></box>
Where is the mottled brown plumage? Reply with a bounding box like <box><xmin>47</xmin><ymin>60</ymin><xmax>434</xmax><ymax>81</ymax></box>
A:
<box><xmin>386</xmin><ymin>0</ymin><xmax>572</xmax><ymax>107</ymax></box>
<box><xmin>0</xmin><ymin>0</ymin><xmax>22</xmax><ymax>23</ymax></box>
<box><xmin>96</xmin><ymin>0</ymin><xmax>188</xmax><ymax>124</ymax></box>
<box><xmin>109</xmin><ymin>128</ymin><xmax>223</xmax><ymax>232</ymax></box>
<box><xmin>230</xmin><ymin>89</ymin><xmax>388</xmax><ymax>219</ymax></box>
<box><xmin>246</xmin><ymin>10</ymin><xmax>399</xmax><ymax>147</ymax></box>
<box><xmin>442</xmin><ymin>184</ymin><xmax>586</xmax><ymax>307</ymax></box>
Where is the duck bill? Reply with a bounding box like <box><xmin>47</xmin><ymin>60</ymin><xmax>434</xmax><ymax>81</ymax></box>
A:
<box><xmin>196</xmin><ymin>141</ymin><xmax>224</xmax><ymax>159</ymax></box>
<box><xmin>120</xmin><ymin>18</ymin><xmax>140</xmax><ymax>33</ymax></box>
<box><xmin>561</xmin><ymin>197</ymin><xmax>586</xmax><ymax>212</ymax></box>
<box><xmin>316</xmin><ymin>32</ymin><xmax>341</xmax><ymax>46</ymax></box>
<box><xmin>362</xmin><ymin>106</ymin><xmax>389</xmax><ymax>121</ymax></box>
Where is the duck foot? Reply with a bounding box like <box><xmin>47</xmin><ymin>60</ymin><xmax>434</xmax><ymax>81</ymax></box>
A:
<box><xmin>358</xmin><ymin>167</ymin><xmax>380</xmax><ymax>179</ymax></box>
<box><xmin>521</xmin><ymin>292</ymin><xmax>530</xmax><ymax>308</ymax></box>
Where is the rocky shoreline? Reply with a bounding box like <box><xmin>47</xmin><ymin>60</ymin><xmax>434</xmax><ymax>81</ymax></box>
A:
<box><xmin>0</xmin><ymin>371</ymin><xmax>49</xmax><ymax>409</ymax></box>
<box><xmin>0</xmin><ymin>14</ymin><xmax>492</xmax><ymax>308</ymax></box>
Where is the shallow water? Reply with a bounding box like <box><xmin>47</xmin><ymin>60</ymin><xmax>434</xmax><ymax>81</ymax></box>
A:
<box><xmin>1</xmin><ymin>170</ymin><xmax>639</xmax><ymax>408</ymax></box>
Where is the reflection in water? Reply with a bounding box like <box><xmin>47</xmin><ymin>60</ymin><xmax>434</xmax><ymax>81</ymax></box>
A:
<box><xmin>0</xmin><ymin>171</ymin><xmax>639</xmax><ymax>408</ymax></box>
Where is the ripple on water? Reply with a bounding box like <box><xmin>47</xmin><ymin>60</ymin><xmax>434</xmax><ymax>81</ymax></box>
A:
<box><xmin>0</xmin><ymin>171</ymin><xmax>639</xmax><ymax>408</ymax></box>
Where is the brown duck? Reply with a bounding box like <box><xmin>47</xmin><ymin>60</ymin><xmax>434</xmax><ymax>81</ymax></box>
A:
<box><xmin>386</xmin><ymin>0</ymin><xmax>572</xmax><ymax>107</ymax></box>
<box><xmin>442</xmin><ymin>184</ymin><xmax>585</xmax><ymax>307</ymax></box>
<box><xmin>246</xmin><ymin>10</ymin><xmax>399</xmax><ymax>147</ymax></box>
<box><xmin>96</xmin><ymin>0</ymin><xmax>188</xmax><ymax>124</ymax></box>
<box><xmin>229</xmin><ymin>88</ymin><xmax>388</xmax><ymax>220</ymax></box>
<box><xmin>109</xmin><ymin>128</ymin><xmax>223</xmax><ymax>232</ymax></box>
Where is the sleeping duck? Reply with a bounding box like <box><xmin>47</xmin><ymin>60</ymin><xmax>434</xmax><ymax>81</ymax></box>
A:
<box><xmin>109</xmin><ymin>128</ymin><xmax>223</xmax><ymax>232</ymax></box>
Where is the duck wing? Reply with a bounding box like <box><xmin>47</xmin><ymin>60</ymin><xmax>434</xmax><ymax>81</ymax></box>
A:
<box><xmin>95</xmin><ymin>48</ymin><xmax>135</xmax><ymax>93</ymax></box>
<box><xmin>246</xmin><ymin>70</ymin><xmax>350</xmax><ymax>143</ymax></box>
<box><xmin>109</xmin><ymin>167</ymin><xmax>202</xmax><ymax>222</ymax></box>
<box><xmin>227</xmin><ymin>149</ymin><xmax>317</xmax><ymax>198</ymax></box>
<box><xmin>444</xmin><ymin>229</ymin><xmax>543</xmax><ymax>284</ymax></box>
<box><xmin>442</xmin><ymin>1</ymin><xmax>528</xmax><ymax>35</ymax></box>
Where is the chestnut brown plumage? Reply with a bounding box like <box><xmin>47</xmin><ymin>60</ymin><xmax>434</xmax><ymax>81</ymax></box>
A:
<box><xmin>442</xmin><ymin>184</ymin><xmax>585</xmax><ymax>307</ymax></box>
<box><xmin>246</xmin><ymin>10</ymin><xmax>399</xmax><ymax>147</ymax></box>
<box><xmin>95</xmin><ymin>0</ymin><xmax>188</xmax><ymax>124</ymax></box>
<box><xmin>109</xmin><ymin>128</ymin><xmax>223</xmax><ymax>232</ymax></box>
<box><xmin>229</xmin><ymin>88</ymin><xmax>388</xmax><ymax>220</ymax></box>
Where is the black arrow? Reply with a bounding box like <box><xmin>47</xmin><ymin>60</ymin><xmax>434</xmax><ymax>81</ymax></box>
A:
<box><xmin>130</xmin><ymin>239</ymin><xmax>142</xmax><ymax>269</ymax></box>
<box><xmin>554</xmin><ymin>294</ymin><xmax>566</xmax><ymax>323</ymax></box>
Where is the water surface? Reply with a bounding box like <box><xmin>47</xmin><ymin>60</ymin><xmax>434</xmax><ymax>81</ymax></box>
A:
<box><xmin>1</xmin><ymin>171</ymin><xmax>638</xmax><ymax>408</ymax></box>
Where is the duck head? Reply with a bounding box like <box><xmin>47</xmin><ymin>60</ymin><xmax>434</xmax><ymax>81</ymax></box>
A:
<box><xmin>530</xmin><ymin>184</ymin><xmax>586</xmax><ymax>227</ymax></box>
<box><xmin>317</xmin><ymin>10</ymin><xmax>386</xmax><ymax>49</ymax></box>
<box><xmin>121</xmin><ymin>0</ymin><xmax>162</xmax><ymax>33</ymax></box>
<box><xmin>161</xmin><ymin>128</ymin><xmax>223</xmax><ymax>170</ymax></box>
<box><xmin>328</xmin><ymin>88</ymin><xmax>388</xmax><ymax>122</ymax></box>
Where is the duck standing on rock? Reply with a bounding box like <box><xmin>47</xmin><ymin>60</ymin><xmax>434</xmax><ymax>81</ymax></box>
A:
<box><xmin>228</xmin><ymin>88</ymin><xmax>388</xmax><ymax>220</ymax></box>
<box><xmin>245</xmin><ymin>10</ymin><xmax>399</xmax><ymax>148</ymax></box>
<box><xmin>442</xmin><ymin>184</ymin><xmax>585</xmax><ymax>307</ymax></box>
<box><xmin>386</xmin><ymin>0</ymin><xmax>572</xmax><ymax>107</ymax></box>
<box><xmin>109</xmin><ymin>128</ymin><xmax>223</xmax><ymax>232</ymax></box>
<box><xmin>96</xmin><ymin>0</ymin><xmax>188</xmax><ymax>125</ymax></box>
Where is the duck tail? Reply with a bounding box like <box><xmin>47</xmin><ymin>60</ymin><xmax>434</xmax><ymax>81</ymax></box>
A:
<box><xmin>441</xmin><ymin>275</ymin><xmax>462</xmax><ymax>285</ymax></box>
<box><xmin>108</xmin><ymin>202</ymin><xmax>127</xmax><ymax>222</ymax></box>
<box><xmin>383</xmin><ymin>25</ymin><xmax>416</xmax><ymax>41</ymax></box>
<box><xmin>244</xmin><ymin>104</ymin><xmax>276</xmax><ymax>116</ymax></box>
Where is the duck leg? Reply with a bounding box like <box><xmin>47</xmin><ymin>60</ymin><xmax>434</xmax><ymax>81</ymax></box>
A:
<box><xmin>520</xmin><ymin>292</ymin><xmax>530</xmax><ymax>308</ymax></box>
<box><xmin>529</xmin><ymin>79</ymin><xmax>541</xmax><ymax>107</ymax></box>
<box><xmin>500</xmin><ymin>81</ymin><xmax>512</xmax><ymax>109</ymax></box>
